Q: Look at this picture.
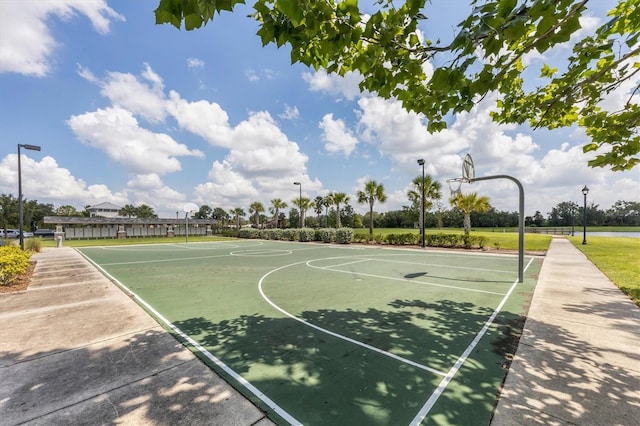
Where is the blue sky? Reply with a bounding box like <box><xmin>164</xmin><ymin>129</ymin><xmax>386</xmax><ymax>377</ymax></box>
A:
<box><xmin>1</xmin><ymin>0</ymin><xmax>638</xmax><ymax>219</ymax></box>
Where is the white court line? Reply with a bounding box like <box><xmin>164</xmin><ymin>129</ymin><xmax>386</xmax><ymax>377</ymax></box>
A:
<box><xmin>408</xmin><ymin>256</ymin><xmax>537</xmax><ymax>426</ymax></box>
<box><xmin>100</xmin><ymin>253</ymin><xmax>233</xmax><ymax>266</ymax></box>
<box><xmin>370</xmin><ymin>257</ymin><xmax>516</xmax><ymax>275</ymax></box>
<box><xmin>258</xmin><ymin>261</ymin><xmax>448</xmax><ymax>377</ymax></box>
<box><xmin>78</xmin><ymin>250</ymin><xmax>302</xmax><ymax>426</ymax></box>
<box><xmin>320</xmin><ymin>258</ymin><xmax>371</xmax><ymax>269</ymax></box>
<box><xmin>306</xmin><ymin>259</ymin><xmax>506</xmax><ymax>296</ymax></box>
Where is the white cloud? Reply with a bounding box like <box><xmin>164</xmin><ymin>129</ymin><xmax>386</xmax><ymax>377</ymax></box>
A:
<box><xmin>0</xmin><ymin>154</ymin><xmax>128</xmax><ymax>207</ymax></box>
<box><xmin>87</xmin><ymin>66</ymin><xmax>169</xmax><ymax>123</ymax></box>
<box><xmin>187</xmin><ymin>58</ymin><xmax>205</xmax><ymax>69</ymax></box>
<box><xmin>0</xmin><ymin>0</ymin><xmax>123</xmax><ymax>76</ymax></box>
<box><xmin>67</xmin><ymin>106</ymin><xmax>204</xmax><ymax>175</ymax></box>
<box><xmin>319</xmin><ymin>114</ymin><xmax>359</xmax><ymax>156</ymax></box>
<box><xmin>279</xmin><ymin>104</ymin><xmax>300</xmax><ymax>120</ymax></box>
<box><xmin>126</xmin><ymin>173</ymin><xmax>186</xmax><ymax>213</ymax></box>
<box><xmin>166</xmin><ymin>91</ymin><xmax>233</xmax><ymax>147</ymax></box>
<box><xmin>303</xmin><ymin>70</ymin><xmax>364</xmax><ymax>100</ymax></box>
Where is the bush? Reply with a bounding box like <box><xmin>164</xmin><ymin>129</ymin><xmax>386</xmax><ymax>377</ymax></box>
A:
<box><xmin>221</xmin><ymin>229</ymin><xmax>239</xmax><ymax>238</ymax></box>
<box><xmin>282</xmin><ymin>229</ymin><xmax>297</xmax><ymax>241</ymax></box>
<box><xmin>238</xmin><ymin>228</ymin><xmax>260</xmax><ymax>239</ymax></box>
<box><xmin>0</xmin><ymin>245</ymin><xmax>31</xmax><ymax>286</ymax></box>
<box><xmin>317</xmin><ymin>228</ymin><xmax>336</xmax><ymax>243</ymax></box>
<box><xmin>25</xmin><ymin>237</ymin><xmax>42</xmax><ymax>252</ymax></box>
<box><xmin>298</xmin><ymin>228</ymin><xmax>316</xmax><ymax>242</ymax></box>
<box><xmin>336</xmin><ymin>228</ymin><xmax>353</xmax><ymax>244</ymax></box>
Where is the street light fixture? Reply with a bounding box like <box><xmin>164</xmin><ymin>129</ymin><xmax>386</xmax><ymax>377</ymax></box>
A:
<box><xmin>293</xmin><ymin>182</ymin><xmax>301</xmax><ymax>228</ymax></box>
<box><xmin>417</xmin><ymin>159</ymin><xmax>425</xmax><ymax>248</ymax></box>
<box><xmin>581</xmin><ymin>185</ymin><xmax>589</xmax><ymax>245</ymax></box>
<box><xmin>17</xmin><ymin>144</ymin><xmax>41</xmax><ymax>250</ymax></box>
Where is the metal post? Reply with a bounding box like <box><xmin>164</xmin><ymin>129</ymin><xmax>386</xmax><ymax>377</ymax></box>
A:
<box><xmin>17</xmin><ymin>144</ymin><xmax>41</xmax><ymax>250</ymax></box>
<box><xmin>471</xmin><ymin>174</ymin><xmax>525</xmax><ymax>283</ymax></box>
<box><xmin>582</xmin><ymin>186</ymin><xmax>589</xmax><ymax>245</ymax></box>
<box><xmin>417</xmin><ymin>159</ymin><xmax>425</xmax><ymax>248</ymax></box>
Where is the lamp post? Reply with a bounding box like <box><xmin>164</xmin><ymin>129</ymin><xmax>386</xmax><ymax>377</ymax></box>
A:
<box><xmin>17</xmin><ymin>144</ymin><xmax>41</xmax><ymax>250</ymax></box>
<box><xmin>293</xmin><ymin>182</ymin><xmax>301</xmax><ymax>228</ymax></box>
<box><xmin>417</xmin><ymin>159</ymin><xmax>425</xmax><ymax>248</ymax></box>
<box><xmin>581</xmin><ymin>185</ymin><xmax>589</xmax><ymax>245</ymax></box>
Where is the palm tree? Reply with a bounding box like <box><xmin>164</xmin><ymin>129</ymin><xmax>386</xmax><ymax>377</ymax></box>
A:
<box><xmin>322</xmin><ymin>195</ymin><xmax>332</xmax><ymax>227</ymax></box>
<box><xmin>313</xmin><ymin>196</ymin><xmax>324</xmax><ymax>225</ymax></box>
<box><xmin>357</xmin><ymin>180</ymin><xmax>387</xmax><ymax>236</ymax></box>
<box><xmin>119</xmin><ymin>204</ymin><xmax>137</xmax><ymax>218</ymax></box>
<box><xmin>135</xmin><ymin>204</ymin><xmax>158</xmax><ymax>218</ymax></box>
<box><xmin>449</xmin><ymin>192</ymin><xmax>491</xmax><ymax>235</ymax></box>
<box><xmin>331</xmin><ymin>192</ymin><xmax>350</xmax><ymax>228</ymax></box>
<box><xmin>291</xmin><ymin>197</ymin><xmax>311</xmax><ymax>228</ymax></box>
<box><xmin>407</xmin><ymin>175</ymin><xmax>442</xmax><ymax>234</ymax></box>
<box><xmin>249</xmin><ymin>201</ymin><xmax>265</xmax><ymax>228</ymax></box>
<box><xmin>231</xmin><ymin>207</ymin><xmax>245</xmax><ymax>229</ymax></box>
<box><xmin>269</xmin><ymin>198</ymin><xmax>287</xmax><ymax>228</ymax></box>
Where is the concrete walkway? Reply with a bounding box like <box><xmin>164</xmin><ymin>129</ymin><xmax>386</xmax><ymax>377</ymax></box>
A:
<box><xmin>492</xmin><ymin>237</ymin><xmax>640</xmax><ymax>425</ymax></box>
<box><xmin>0</xmin><ymin>247</ymin><xmax>273</xmax><ymax>426</ymax></box>
<box><xmin>1</xmin><ymin>239</ymin><xmax>638</xmax><ymax>425</ymax></box>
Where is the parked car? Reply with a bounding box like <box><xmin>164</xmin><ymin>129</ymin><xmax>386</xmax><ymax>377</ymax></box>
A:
<box><xmin>21</xmin><ymin>231</ymin><xmax>34</xmax><ymax>238</ymax></box>
<box><xmin>33</xmin><ymin>229</ymin><xmax>56</xmax><ymax>238</ymax></box>
<box><xmin>0</xmin><ymin>229</ymin><xmax>20</xmax><ymax>238</ymax></box>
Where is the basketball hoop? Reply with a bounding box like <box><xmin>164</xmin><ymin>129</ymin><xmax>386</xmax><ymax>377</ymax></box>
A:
<box><xmin>447</xmin><ymin>154</ymin><xmax>475</xmax><ymax>198</ymax></box>
<box><xmin>447</xmin><ymin>178</ymin><xmax>466</xmax><ymax>198</ymax></box>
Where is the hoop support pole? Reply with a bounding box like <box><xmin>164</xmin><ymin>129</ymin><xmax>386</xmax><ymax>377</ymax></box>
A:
<box><xmin>470</xmin><ymin>175</ymin><xmax>524</xmax><ymax>283</ymax></box>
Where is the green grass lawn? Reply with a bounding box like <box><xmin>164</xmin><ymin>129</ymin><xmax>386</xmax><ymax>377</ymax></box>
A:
<box><xmin>569</xmin><ymin>236</ymin><xmax>640</xmax><ymax>307</ymax></box>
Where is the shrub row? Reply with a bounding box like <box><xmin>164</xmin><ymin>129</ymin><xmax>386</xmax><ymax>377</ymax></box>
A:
<box><xmin>353</xmin><ymin>232</ymin><xmax>488</xmax><ymax>249</ymax></box>
<box><xmin>0</xmin><ymin>245</ymin><xmax>31</xmax><ymax>286</ymax></box>
<box><xmin>221</xmin><ymin>228</ymin><xmax>354</xmax><ymax>244</ymax></box>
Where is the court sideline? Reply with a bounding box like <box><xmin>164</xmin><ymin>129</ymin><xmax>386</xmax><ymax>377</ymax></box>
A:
<box><xmin>0</xmin><ymin>238</ymin><xmax>637</xmax><ymax>425</ymax></box>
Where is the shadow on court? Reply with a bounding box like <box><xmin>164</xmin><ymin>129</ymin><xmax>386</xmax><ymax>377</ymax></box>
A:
<box><xmin>172</xmin><ymin>297</ymin><xmax>528</xmax><ymax>425</ymax></box>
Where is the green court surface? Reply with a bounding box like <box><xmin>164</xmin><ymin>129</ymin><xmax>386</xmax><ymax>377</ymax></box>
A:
<box><xmin>78</xmin><ymin>240</ymin><xmax>541</xmax><ymax>425</ymax></box>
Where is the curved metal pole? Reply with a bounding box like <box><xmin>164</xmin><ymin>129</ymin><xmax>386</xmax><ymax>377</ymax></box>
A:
<box><xmin>470</xmin><ymin>175</ymin><xmax>524</xmax><ymax>283</ymax></box>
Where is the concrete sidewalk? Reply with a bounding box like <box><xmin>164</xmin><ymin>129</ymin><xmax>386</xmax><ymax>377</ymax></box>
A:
<box><xmin>1</xmin><ymin>240</ymin><xmax>638</xmax><ymax>425</ymax></box>
<box><xmin>492</xmin><ymin>237</ymin><xmax>640</xmax><ymax>425</ymax></box>
<box><xmin>0</xmin><ymin>247</ymin><xmax>273</xmax><ymax>425</ymax></box>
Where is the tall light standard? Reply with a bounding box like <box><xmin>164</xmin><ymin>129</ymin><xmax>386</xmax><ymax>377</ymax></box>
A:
<box><xmin>581</xmin><ymin>185</ymin><xmax>589</xmax><ymax>245</ymax></box>
<box><xmin>17</xmin><ymin>144</ymin><xmax>41</xmax><ymax>250</ymax></box>
<box><xmin>293</xmin><ymin>182</ymin><xmax>301</xmax><ymax>228</ymax></box>
<box><xmin>417</xmin><ymin>159</ymin><xmax>425</xmax><ymax>248</ymax></box>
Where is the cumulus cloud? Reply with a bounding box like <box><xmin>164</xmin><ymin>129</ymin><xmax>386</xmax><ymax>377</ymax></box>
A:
<box><xmin>67</xmin><ymin>106</ymin><xmax>204</xmax><ymax>175</ymax></box>
<box><xmin>303</xmin><ymin>70</ymin><xmax>364</xmax><ymax>100</ymax></box>
<box><xmin>319</xmin><ymin>114</ymin><xmax>359</xmax><ymax>156</ymax></box>
<box><xmin>0</xmin><ymin>154</ymin><xmax>128</xmax><ymax>206</ymax></box>
<box><xmin>0</xmin><ymin>0</ymin><xmax>123</xmax><ymax>76</ymax></box>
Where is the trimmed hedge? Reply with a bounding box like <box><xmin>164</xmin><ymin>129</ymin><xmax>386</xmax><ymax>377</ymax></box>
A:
<box><xmin>336</xmin><ymin>228</ymin><xmax>353</xmax><ymax>244</ymax></box>
<box><xmin>317</xmin><ymin>228</ymin><xmax>336</xmax><ymax>243</ymax></box>
<box><xmin>298</xmin><ymin>228</ymin><xmax>316</xmax><ymax>242</ymax></box>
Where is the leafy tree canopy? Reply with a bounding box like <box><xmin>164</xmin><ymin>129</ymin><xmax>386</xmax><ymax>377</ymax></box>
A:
<box><xmin>155</xmin><ymin>0</ymin><xmax>639</xmax><ymax>170</ymax></box>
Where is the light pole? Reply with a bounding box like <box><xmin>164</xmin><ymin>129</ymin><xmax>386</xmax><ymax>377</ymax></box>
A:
<box><xmin>417</xmin><ymin>159</ymin><xmax>425</xmax><ymax>248</ymax></box>
<box><xmin>293</xmin><ymin>182</ymin><xmax>301</xmax><ymax>228</ymax></box>
<box><xmin>17</xmin><ymin>144</ymin><xmax>41</xmax><ymax>250</ymax></box>
<box><xmin>582</xmin><ymin>185</ymin><xmax>589</xmax><ymax>245</ymax></box>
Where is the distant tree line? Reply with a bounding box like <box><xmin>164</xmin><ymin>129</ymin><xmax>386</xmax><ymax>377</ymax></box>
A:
<box><xmin>1</xmin><ymin>191</ymin><xmax>637</xmax><ymax>237</ymax></box>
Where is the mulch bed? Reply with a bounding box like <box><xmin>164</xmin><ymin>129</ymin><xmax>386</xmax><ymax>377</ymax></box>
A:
<box><xmin>0</xmin><ymin>261</ymin><xmax>35</xmax><ymax>294</ymax></box>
